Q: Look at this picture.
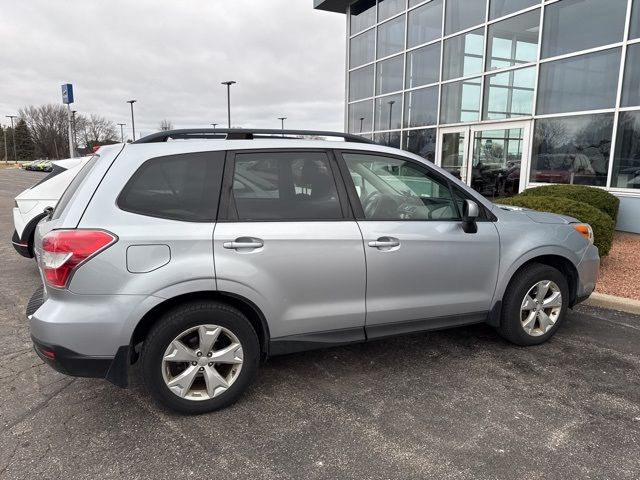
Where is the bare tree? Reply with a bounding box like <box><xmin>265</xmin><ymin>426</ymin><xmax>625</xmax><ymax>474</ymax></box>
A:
<box><xmin>76</xmin><ymin>114</ymin><xmax>118</xmax><ymax>151</ymax></box>
<box><xmin>159</xmin><ymin>119</ymin><xmax>173</xmax><ymax>131</ymax></box>
<box><xmin>19</xmin><ymin>104</ymin><xmax>70</xmax><ymax>159</ymax></box>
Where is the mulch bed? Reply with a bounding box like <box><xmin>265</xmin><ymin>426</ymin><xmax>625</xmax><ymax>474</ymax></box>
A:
<box><xmin>596</xmin><ymin>232</ymin><xmax>640</xmax><ymax>301</ymax></box>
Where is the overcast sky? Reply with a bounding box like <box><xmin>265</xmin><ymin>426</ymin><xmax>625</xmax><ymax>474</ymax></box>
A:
<box><xmin>0</xmin><ymin>1</ymin><xmax>346</xmax><ymax>139</ymax></box>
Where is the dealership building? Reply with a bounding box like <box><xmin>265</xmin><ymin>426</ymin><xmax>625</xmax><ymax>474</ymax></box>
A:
<box><xmin>314</xmin><ymin>0</ymin><xmax>640</xmax><ymax>233</ymax></box>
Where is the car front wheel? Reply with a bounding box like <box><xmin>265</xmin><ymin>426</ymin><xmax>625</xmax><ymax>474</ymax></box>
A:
<box><xmin>498</xmin><ymin>263</ymin><xmax>570</xmax><ymax>346</ymax></box>
<box><xmin>141</xmin><ymin>301</ymin><xmax>259</xmax><ymax>414</ymax></box>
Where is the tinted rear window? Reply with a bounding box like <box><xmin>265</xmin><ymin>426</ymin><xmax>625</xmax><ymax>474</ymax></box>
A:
<box><xmin>52</xmin><ymin>155</ymin><xmax>99</xmax><ymax>220</ymax></box>
<box><xmin>231</xmin><ymin>151</ymin><xmax>343</xmax><ymax>220</ymax></box>
<box><xmin>118</xmin><ymin>152</ymin><xmax>225</xmax><ymax>222</ymax></box>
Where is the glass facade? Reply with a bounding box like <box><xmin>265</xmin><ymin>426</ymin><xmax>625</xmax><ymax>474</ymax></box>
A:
<box><xmin>343</xmin><ymin>0</ymin><xmax>640</xmax><ymax>196</ymax></box>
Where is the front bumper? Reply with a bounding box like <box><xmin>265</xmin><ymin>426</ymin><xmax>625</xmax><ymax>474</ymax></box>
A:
<box><xmin>12</xmin><ymin>229</ymin><xmax>32</xmax><ymax>258</ymax></box>
<box><xmin>574</xmin><ymin>244</ymin><xmax>600</xmax><ymax>305</ymax></box>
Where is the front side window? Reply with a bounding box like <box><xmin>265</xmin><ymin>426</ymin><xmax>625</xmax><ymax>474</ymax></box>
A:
<box><xmin>231</xmin><ymin>152</ymin><xmax>342</xmax><ymax>221</ymax></box>
<box><xmin>343</xmin><ymin>153</ymin><xmax>460</xmax><ymax>221</ymax></box>
<box><xmin>118</xmin><ymin>152</ymin><xmax>224</xmax><ymax>222</ymax></box>
<box><xmin>529</xmin><ymin>113</ymin><xmax>614</xmax><ymax>187</ymax></box>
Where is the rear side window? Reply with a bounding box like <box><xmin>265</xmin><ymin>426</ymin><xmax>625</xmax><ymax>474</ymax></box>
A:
<box><xmin>52</xmin><ymin>155</ymin><xmax>99</xmax><ymax>220</ymax></box>
<box><xmin>118</xmin><ymin>152</ymin><xmax>224</xmax><ymax>222</ymax></box>
<box><xmin>231</xmin><ymin>151</ymin><xmax>343</xmax><ymax>220</ymax></box>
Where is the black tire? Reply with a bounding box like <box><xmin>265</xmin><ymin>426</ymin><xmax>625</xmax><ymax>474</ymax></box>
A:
<box><xmin>498</xmin><ymin>263</ymin><xmax>570</xmax><ymax>346</ymax></box>
<box><xmin>141</xmin><ymin>301</ymin><xmax>259</xmax><ymax>414</ymax></box>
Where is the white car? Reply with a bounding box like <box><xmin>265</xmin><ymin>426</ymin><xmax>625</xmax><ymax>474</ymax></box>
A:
<box><xmin>12</xmin><ymin>155</ymin><xmax>95</xmax><ymax>257</ymax></box>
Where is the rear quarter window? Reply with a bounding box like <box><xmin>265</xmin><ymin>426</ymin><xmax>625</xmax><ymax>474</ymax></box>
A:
<box><xmin>118</xmin><ymin>152</ymin><xmax>225</xmax><ymax>222</ymax></box>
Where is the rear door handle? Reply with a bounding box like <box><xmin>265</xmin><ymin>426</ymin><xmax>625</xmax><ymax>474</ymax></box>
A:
<box><xmin>223</xmin><ymin>238</ymin><xmax>264</xmax><ymax>250</ymax></box>
<box><xmin>368</xmin><ymin>237</ymin><xmax>400</xmax><ymax>249</ymax></box>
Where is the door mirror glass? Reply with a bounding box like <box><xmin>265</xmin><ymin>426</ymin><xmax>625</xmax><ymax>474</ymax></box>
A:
<box><xmin>462</xmin><ymin>199</ymin><xmax>479</xmax><ymax>233</ymax></box>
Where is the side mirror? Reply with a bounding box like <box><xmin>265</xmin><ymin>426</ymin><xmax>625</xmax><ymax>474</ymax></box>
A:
<box><xmin>461</xmin><ymin>199</ymin><xmax>479</xmax><ymax>234</ymax></box>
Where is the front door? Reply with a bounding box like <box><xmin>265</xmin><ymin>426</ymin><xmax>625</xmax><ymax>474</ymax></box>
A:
<box><xmin>438</xmin><ymin>121</ymin><xmax>531</xmax><ymax>199</ymax></box>
<box><xmin>469</xmin><ymin>123</ymin><xmax>531</xmax><ymax>200</ymax></box>
<box><xmin>214</xmin><ymin>150</ymin><xmax>366</xmax><ymax>342</ymax></box>
<box><xmin>338</xmin><ymin>151</ymin><xmax>500</xmax><ymax>339</ymax></box>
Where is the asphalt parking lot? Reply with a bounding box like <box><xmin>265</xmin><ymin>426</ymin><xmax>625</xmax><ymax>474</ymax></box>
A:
<box><xmin>0</xmin><ymin>167</ymin><xmax>639</xmax><ymax>480</ymax></box>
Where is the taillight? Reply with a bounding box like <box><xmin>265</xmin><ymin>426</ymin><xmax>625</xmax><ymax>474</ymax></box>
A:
<box><xmin>41</xmin><ymin>230</ymin><xmax>117</xmax><ymax>288</ymax></box>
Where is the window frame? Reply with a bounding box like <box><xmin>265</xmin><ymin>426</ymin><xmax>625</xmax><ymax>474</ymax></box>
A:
<box><xmin>333</xmin><ymin>149</ymin><xmax>494</xmax><ymax>222</ymax></box>
<box><xmin>217</xmin><ymin>149</ymin><xmax>353</xmax><ymax>223</ymax></box>
<box><xmin>116</xmin><ymin>151</ymin><xmax>225</xmax><ymax>223</ymax></box>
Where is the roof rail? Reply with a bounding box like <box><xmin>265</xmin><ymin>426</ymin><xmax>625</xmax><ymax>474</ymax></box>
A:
<box><xmin>132</xmin><ymin>128</ymin><xmax>374</xmax><ymax>144</ymax></box>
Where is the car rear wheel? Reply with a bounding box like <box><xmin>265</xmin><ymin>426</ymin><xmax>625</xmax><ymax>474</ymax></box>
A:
<box><xmin>498</xmin><ymin>263</ymin><xmax>569</xmax><ymax>346</ymax></box>
<box><xmin>141</xmin><ymin>301</ymin><xmax>259</xmax><ymax>414</ymax></box>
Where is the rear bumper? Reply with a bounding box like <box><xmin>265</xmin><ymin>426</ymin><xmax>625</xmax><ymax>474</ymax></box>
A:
<box><xmin>26</xmin><ymin>287</ymin><xmax>144</xmax><ymax>387</ymax></box>
<box><xmin>31</xmin><ymin>338</ymin><xmax>130</xmax><ymax>387</ymax></box>
<box><xmin>12</xmin><ymin>229</ymin><xmax>32</xmax><ymax>258</ymax></box>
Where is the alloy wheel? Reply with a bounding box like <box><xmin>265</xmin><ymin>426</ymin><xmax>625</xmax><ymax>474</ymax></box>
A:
<box><xmin>520</xmin><ymin>280</ymin><xmax>563</xmax><ymax>337</ymax></box>
<box><xmin>161</xmin><ymin>324</ymin><xmax>244</xmax><ymax>401</ymax></box>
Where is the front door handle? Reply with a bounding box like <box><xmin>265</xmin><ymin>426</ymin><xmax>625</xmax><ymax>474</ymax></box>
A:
<box><xmin>368</xmin><ymin>237</ymin><xmax>400</xmax><ymax>249</ymax></box>
<box><xmin>223</xmin><ymin>238</ymin><xmax>264</xmax><ymax>250</ymax></box>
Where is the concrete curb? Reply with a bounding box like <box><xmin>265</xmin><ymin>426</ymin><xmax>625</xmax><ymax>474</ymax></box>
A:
<box><xmin>584</xmin><ymin>292</ymin><xmax>640</xmax><ymax>315</ymax></box>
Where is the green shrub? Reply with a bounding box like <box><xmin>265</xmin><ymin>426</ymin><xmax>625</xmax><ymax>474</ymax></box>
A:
<box><xmin>496</xmin><ymin>196</ymin><xmax>615</xmax><ymax>256</ymax></box>
<box><xmin>519</xmin><ymin>185</ymin><xmax>619</xmax><ymax>221</ymax></box>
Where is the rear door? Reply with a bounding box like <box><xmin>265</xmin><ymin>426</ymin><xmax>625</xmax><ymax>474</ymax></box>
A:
<box><xmin>213</xmin><ymin>149</ymin><xmax>366</xmax><ymax>347</ymax></box>
<box><xmin>337</xmin><ymin>150</ymin><xmax>500</xmax><ymax>339</ymax></box>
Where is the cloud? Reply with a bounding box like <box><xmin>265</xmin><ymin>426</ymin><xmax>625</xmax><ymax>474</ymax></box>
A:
<box><xmin>0</xmin><ymin>0</ymin><xmax>346</xmax><ymax>138</ymax></box>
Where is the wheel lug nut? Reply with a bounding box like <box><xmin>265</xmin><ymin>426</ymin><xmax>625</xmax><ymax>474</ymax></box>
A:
<box><xmin>207</xmin><ymin>352</ymin><xmax>212</xmax><ymax>357</ymax></box>
<box><xmin>196</xmin><ymin>351</ymin><xmax>202</xmax><ymax>357</ymax></box>
<box><xmin>208</xmin><ymin>362</ymin><xmax>213</xmax><ymax>366</ymax></box>
<box><xmin>191</xmin><ymin>361</ymin><xmax>197</xmax><ymax>366</ymax></box>
<box><xmin>199</xmin><ymin>367</ymin><xmax>204</xmax><ymax>371</ymax></box>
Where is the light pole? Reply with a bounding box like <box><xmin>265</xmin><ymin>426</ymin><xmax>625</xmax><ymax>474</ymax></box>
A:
<box><xmin>387</xmin><ymin>100</ymin><xmax>395</xmax><ymax>145</ymax></box>
<box><xmin>126</xmin><ymin>100</ymin><xmax>137</xmax><ymax>141</ymax></box>
<box><xmin>278</xmin><ymin>117</ymin><xmax>287</xmax><ymax>137</ymax></box>
<box><xmin>71</xmin><ymin>110</ymin><xmax>78</xmax><ymax>152</ymax></box>
<box><xmin>6</xmin><ymin>115</ymin><xmax>17</xmax><ymax>163</ymax></box>
<box><xmin>2</xmin><ymin>125</ymin><xmax>8</xmax><ymax>164</ymax></box>
<box><xmin>221</xmin><ymin>81</ymin><xmax>236</xmax><ymax>128</ymax></box>
<box><xmin>359</xmin><ymin>117</ymin><xmax>365</xmax><ymax>133</ymax></box>
<box><xmin>117</xmin><ymin>123</ymin><xmax>126</xmax><ymax>143</ymax></box>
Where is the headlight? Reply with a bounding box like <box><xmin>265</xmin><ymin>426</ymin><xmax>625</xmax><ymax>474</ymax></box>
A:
<box><xmin>574</xmin><ymin>223</ymin><xmax>594</xmax><ymax>244</ymax></box>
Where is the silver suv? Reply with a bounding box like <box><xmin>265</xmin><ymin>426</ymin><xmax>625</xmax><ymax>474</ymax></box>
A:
<box><xmin>28</xmin><ymin>129</ymin><xmax>599</xmax><ymax>414</ymax></box>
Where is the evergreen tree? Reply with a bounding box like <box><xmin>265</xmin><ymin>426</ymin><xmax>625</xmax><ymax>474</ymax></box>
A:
<box><xmin>14</xmin><ymin>119</ymin><xmax>35</xmax><ymax>161</ymax></box>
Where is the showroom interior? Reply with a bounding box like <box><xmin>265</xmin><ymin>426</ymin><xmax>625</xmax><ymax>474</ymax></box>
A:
<box><xmin>314</xmin><ymin>0</ymin><xmax>640</xmax><ymax>233</ymax></box>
